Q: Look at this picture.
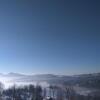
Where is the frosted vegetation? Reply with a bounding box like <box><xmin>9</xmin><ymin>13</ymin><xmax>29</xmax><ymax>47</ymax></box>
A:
<box><xmin>0</xmin><ymin>73</ymin><xmax>100</xmax><ymax>100</ymax></box>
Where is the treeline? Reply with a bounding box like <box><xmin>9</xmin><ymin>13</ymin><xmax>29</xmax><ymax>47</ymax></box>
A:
<box><xmin>0</xmin><ymin>83</ymin><xmax>43</xmax><ymax>100</ymax></box>
<box><xmin>77</xmin><ymin>78</ymin><xmax>100</xmax><ymax>89</ymax></box>
<box><xmin>62</xmin><ymin>76</ymin><xmax>100</xmax><ymax>89</ymax></box>
<box><xmin>0</xmin><ymin>82</ymin><xmax>100</xmax><ymax>100</ymax></box>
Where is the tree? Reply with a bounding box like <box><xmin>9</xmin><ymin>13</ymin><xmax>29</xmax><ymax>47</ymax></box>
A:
<box><xmin>35</xmin><ymin>85</ymin><xmax>43</xmax><ymax>100</ymax></box>
<box><xmin>65</xmin><ymin>86</ymin><xmax>76</xmax><ymax>100</ymax></box>
<box><xmin>28</xmin><ymin>84</ymin><xmax>35</xmax><ymax>100</ymax></box>
<box><xmin>0</xmin><ymin>82</ymin><xmax>3</xmax><ymax>100</ymax></box>
<box><xmin>56</xmin><ymin>87</ymin><xmax>64</xmax><ymax>100</ymax></box>
<box><xmin>43</xmin><ymin>88</ymin><xmax>46</xmax><ymax>99</ymax></box>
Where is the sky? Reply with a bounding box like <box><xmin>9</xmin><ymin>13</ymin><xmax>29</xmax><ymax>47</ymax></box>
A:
<box><xmin>0</xmin><ymin>0</ymin><xmax>100</xmax><ymax>75</ymax></box>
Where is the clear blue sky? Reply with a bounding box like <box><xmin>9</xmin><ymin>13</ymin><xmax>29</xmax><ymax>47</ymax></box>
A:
<box><xmin>0</xmin><ymin>0</ymin><xmax>100</xmax><ymax>75</ymax></box>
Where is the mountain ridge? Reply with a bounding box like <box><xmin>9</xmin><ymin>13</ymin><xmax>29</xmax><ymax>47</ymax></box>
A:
<box><xmin>0</xmin><ymin>72</ymin><xmax>100</xmax><ymax>77</ymax></box>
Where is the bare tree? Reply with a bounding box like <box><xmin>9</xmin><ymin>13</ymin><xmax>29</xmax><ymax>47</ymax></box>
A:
<box><xmin>65</xmin><ymin>86</ymin><xmax>76</xmax><ymax>100</ymax></box>
<box><xmin>0</xmin><ymin>82</ymin><xmax>3</xmax><ymax>100</ymax></box>
<box><xmin>56</xmin><ymin>87</ymin><xmax>64</xmax><ymax>100</ymax></box>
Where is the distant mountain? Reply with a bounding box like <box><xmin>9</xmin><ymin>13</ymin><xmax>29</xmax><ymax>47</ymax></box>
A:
<box><xmin>0</xmin><ymin>73</ymin><xmax>100</xmax><ymax>89</ymax></box>
<box><xmin>74</xmin><ymin>73</ymin><xmax>100</xmax><ymax>78</ymax></box>
<box><xmin>63</xmin><ymin>73</ymin><xmax>100</xmax><ymax>89</ymax></box>
<box><xmin>7</xmin><ymin>72</ymin><xmax>26</xmax><ymax>77</ymax></box>
<box><xmin>0</xmin><ymin>72</ymin><xmax>100</xmax><ymax>79</ymax></box>
<box><xmin>0</xmin><ymin>72</ymin><xmax>100</xmax><ymax>88</ymax></box>
<box><xmin>0</xmin><ymin>72</ymin><xmax>26</xmax><ymax>78</ymax></box>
